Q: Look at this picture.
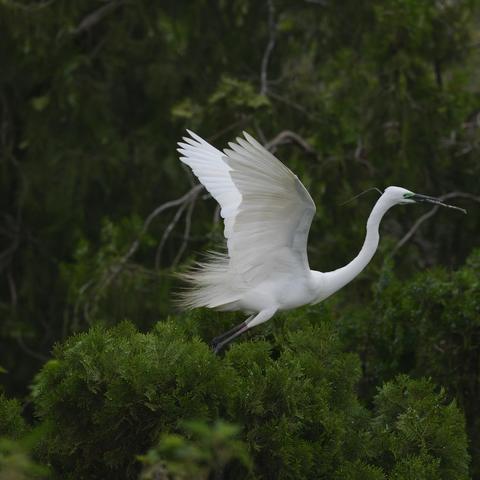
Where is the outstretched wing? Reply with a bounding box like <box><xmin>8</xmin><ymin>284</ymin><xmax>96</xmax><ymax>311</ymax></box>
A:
<box><xmin>224</xmin><ymin>132</ymin><xmax>316</xmax><ymax>281</ymax></box>
<box><xmin>177</xmin><ymin>130</ymin><xmax>241</xmax><ymax>247</ymax></box>
<box><xmin>177</xmin><ymin>130</ymin><xmax>316</xmax><ymax>283</ymax></box>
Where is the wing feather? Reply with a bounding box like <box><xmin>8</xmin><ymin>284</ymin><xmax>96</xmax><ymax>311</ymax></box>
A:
<box><xmin>177</xmin><ymin>130</ymin><xmax>241</xmax><ymax>242</ymax></box>
<box><xmin>177</xmin><ymin>130</ymin><xmax>316</xmax><ymax>308</ymax></box>
<box><xmin>224</xmin><ymin>132</ymin><xmax>316</xmax><ymax>280</ymax></box>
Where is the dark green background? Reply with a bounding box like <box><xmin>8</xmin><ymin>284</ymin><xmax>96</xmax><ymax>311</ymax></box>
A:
<box><xmin>1</xmin><ymin>1</ymin><xmax>479</xmax><ymax>478</ymax></box>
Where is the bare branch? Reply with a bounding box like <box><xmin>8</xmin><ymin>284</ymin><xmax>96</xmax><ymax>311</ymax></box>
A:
<box><xmin>260</xmin><ymin>0</ymin><xmax>276</xmax><ymax>96</ymax></box>
<box><xmin>100</xmin><ymin>184</ymin><xmax>202</xmax><ymax>288</ymax></box>
<box><xmin>172</xmin><ymin>195</ymin><xmax>197</xmax><ymax>268</ymax></box>
<box><xmin>72</xmin><ymin>278</ymin><xmax>96</xmax><ymax>331</ymax></box>
<box><xmin>354</xmin><ymin>137</ymin><xmax>374</xmax><ymax>175</ymax></box>
<box><xmin>0</xmin><ymin>236</ymin><xmax>19</xmax><ymax>271</ymax></box>
<box><xmin>15</xmin><ymin>334</ymin><xmax>48</xmax><ymax>362</ymax></box>
<box><xmin>72</xmin><ymin>0</ymin><xmax>124</xmax><ymax>36</ymax></box>
<box><xmin>143</xmin><ymin>185</ymin><xmax>203</xmax><ymax>236</ymax></box>
<box><xmin>254</xmin><ymin>123</ymin><xmax>267</xmax><ymax>144</ymax></box>
<box><xmin>155</xmin><ymin>197</ymin><xmax>190</xmax><ymax>269</ymax></box>
<box><xmin>207</xmin><ymin>116</ymin><xmax>252</xmax><ymax>143</ymax></box>
<box><xmin>392</xmin><ymin>205</ymin><xmax>440</xmax><ymax>255</ymax></box>
<box><xmin>72</xmin><ymin>185</ymin><xmax>204</xmax><ymax>326</ymax></box>
<box><xmin>267</xmin><ymin>90</ymin><xmax>318</xmax><ymax>120</ymax></box>
<box><xmin>1</xmin><ymin>0</ymin><xmax>55</xmax><ymax>12</ymax></box>
<box><xmin>0</xmin><ymin>215</ymin><xmax>21</xmax><ymax>273</ymax></box>
<box><xmin>392</xmin><ymin>192</ymin><xmax>480</xmax><ymax>256</ymax></box>
<box><xmin>7</xmin><ymin>270</ymin><xmax>17</xmax><ymax>309</ymax></box>
<box><xmin>265</xmin><ymin>130</ymin><xmax>320</xmax><ymax>159</ymax></box>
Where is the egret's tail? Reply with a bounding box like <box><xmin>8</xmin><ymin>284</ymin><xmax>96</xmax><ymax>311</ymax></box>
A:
<box><xmin>175</xmin><ymin>251</ymin><xmax>240</xmax><ymax>310</ymax></box>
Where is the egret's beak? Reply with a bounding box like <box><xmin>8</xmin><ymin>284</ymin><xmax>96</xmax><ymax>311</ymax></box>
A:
<box><xmin>411</xmin><ymin>194</ymin><xmax>467</xmax><ymax>214</ymax></box>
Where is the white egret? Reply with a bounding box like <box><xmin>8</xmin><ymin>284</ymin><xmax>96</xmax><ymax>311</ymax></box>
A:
<box><xmin>177</xmin><ymin>130</ymin><xmax>466</xmax><ymax>353</ymax></box>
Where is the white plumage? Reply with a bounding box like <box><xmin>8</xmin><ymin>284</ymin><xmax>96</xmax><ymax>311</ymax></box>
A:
<box><xmin>177</xmin><ymin>130</ymin><xmax>315</xmax><ymax>313</ymax></box>
<box><xmin>176</xmin><ymin>130</ymin><xmax>464</xmax><ymax>353</ymax></box>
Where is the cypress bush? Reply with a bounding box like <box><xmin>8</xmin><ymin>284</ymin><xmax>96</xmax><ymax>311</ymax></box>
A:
<box><xmin>0</xmin><ymin>394</ymin><xmax>48</xmax><ymax>479</ymax></box>
<box><xmin>370</xmin><ymin>375</ymin><xmax>469</xmax><ymax>480</ymax></box>
<box><xmin>0</xmin><ymin>394</ymin><xmax>26</xmax><ymax>439</ymax></box>
<box><xmin>31</xmin><ymin>314</ymin><xmax>470</xmax><ymax>479</ymax></box>
<box><xmin>338</xmin><ymin>248</ymin><xmax>480</xmax><ymax>475</ymax></box>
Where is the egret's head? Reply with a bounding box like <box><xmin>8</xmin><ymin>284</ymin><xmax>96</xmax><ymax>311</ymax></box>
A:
<box><xmin>383</xmin><ymin>186</ymin><xmax>416</xmax><ymax>205</ymax></box>
<box><xmin>383</xmin><ymin>186</ymin><xmax>466</xmax><ymax>213</ymax></box>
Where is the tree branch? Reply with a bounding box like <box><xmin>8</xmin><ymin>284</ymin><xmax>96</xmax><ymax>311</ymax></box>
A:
<box><xmin>72</xmin><ymin>0</ymin><xmax>124</xmax><ymax>36</ymax></box>
<box><xmin>265</xmin><ymin>130</ymin><xmax>320</xmax><ymax>159</ymax></box>
<box><xmin>15</xmin><ymin>334</ymin><xmax>48</xmax><ymax>362</ymax></box>
<box><xmin>172</xmin><ymin>195</ymin><xmax>197</xmax><ymax>268</ymax></box>
<box><xmin>72</xmin><ymin>185</ymin><xmax>203</xmax><ymax>326</ymax></box>
<box><xmin>154</xmin><ymin>190</ymin><xmax>201</xmax><ymax>269</ymax></box>
<box><xmin>260</xmin><ymin>0</ymin><xmax>276</xmax><ymax>95</ymax></box>
<box><xmin>392</xmin><ymin>192</ymin><xmax>480</xmax><ymax>256</ymax></box>
<box><xmin>267</xmin><ymin>90</ymin><xmax>318</xmax><ymax>120</ymax></box>
<box><xmin>1</xmin><ymin>0</ymin><xmax>55</xmax><ymax>12</ymax></box>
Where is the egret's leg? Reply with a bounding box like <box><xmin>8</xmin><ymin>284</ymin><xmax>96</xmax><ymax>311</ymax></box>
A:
<box><xmin>213</xmin><ymin>308</ymin><xmax>277</xmax><ymax>354</ymax></box>
<box><xmin>210</xmin><ymin>315</ymin><xmax>254</xmax><ymax>350</ymax></box>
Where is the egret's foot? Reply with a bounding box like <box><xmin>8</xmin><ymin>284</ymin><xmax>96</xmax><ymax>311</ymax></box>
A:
<box><xmin>212</xmin><ymin>341</ymin><xmax>225</xmax><ymax>355</ymax></box>
<box><xmin>210</xmin><ymin>324</ymin><xmax>249</xmax><ymax>355</ymax></box>
<box><xmin>210</xmin><ymin>321</ymin><xmax>247</xmax><ymax>354</ymax></box>
<box><xmin>210</xmin><ymin>338</ymin><xmax>223</xmax><ymax>354</ymax></box>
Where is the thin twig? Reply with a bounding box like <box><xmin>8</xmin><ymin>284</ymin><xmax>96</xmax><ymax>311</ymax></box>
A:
<box><xmin>354</xmin><ymin>137</ymin><xmax>374</xmax><ymax>175</ymax></box>
<box><xmin>15</xmin><ymin>334</ymin><xmax>48</xmax><ymax>362</ymax></box>
<box><xmin>392</xmin><ymin>192</ymin><xmax>480</xmax><ymax>256</ymax></box>
<box><xmin>99</xmin><ymin>185</ymin><xmax>202</xmax><ymax>291</ymax></box>
<box><xmin>267</xmin><ymin>90</ymin><xmax>318</xmax><ymax>120</ymax></box>
<box><xmin>393</xmin><ymin>205</ymin><xmax>440</xmax><ymax>255</ymax></box>
<box><xmin>207</xmin><ymin>117</ymin><xmax>251</xmax><ymax>143</ymax></box>
<box><xmin>172</xmin><ymin>194</ymin><xmax>198</xmax><ymax>268</ymax></box>
<box><xmin>254</xmin><ymin>122</ymin><xmax>267</xmax><ymax>145</ymax></box>
<box><xmin>72</xmin><ymin>279</ymin><xmax>96</xmax><ymax>330</ymax></box>
<box><xmin>260</xmin><ymin>0</ymin><xmax>276</xmax><ymax>95</ymax></box>
<box><xmin>155</xmin><ymin>198</ymin><xmax>190</xmax><ymax>268</ymax></box>
<box><xmin>265</xmin><ymin>130</ymin><xmax>319</xmax><ymax>158</ymax></box>
<box><xmin>72</xmin><ymin>0</ymin><xmax>124</xmax><ymax>36</ymax></box>
<box><xmin>1</xmin><ymin>0</ymin><xmax>55</xmax><ymax>11</ymax></box>
<box><xmin>0</xmin><ymin>236</ymin><xmax>19</xmax><ymax>271</ymax></box>
<box><xmin>74</xmin><ymin>185</ymin><xmax>203</xmax><ymax>325</ymax></box>
<box><xmin>7</xmin><ymin>270</ymin><xmax>17</xmax><ymax>309</ymax></box>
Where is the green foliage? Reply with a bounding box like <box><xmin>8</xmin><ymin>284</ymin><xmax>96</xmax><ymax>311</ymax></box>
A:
<box><xmin>32</xmin><ymin>321</ymin><xmax>230</xmax><ymax>479</ymax></box>
<box><xmin>138</xmin><ymin>420</ymin><xmax>251</xmax><ymax>480</ymax></box>
<box><xmin>30</xmin><ymin>315</ymin><xmax>470</xmax><ymax>479</ymax></box>
<box><xmin>1</xmin><ymin>0</ymin><xmax>479</xmax><ymax>478</ymax></box>
<box><xmin>339</xmin><ymin>248</ymin><xmax>480</xmax><ymax>476</ymax></box>
<box><xmin>209</xmin><ymin>76</ymin><xmax>271</xmax><ymax>111</ymax></box>
<box><xmin>371</xmin><ymin>375</ymin><xmax>469</xmax><ymax>479</ymax></box>
<box><xmin>60</xmin><ymin>216</ymin><xmax>168</xmax><ymax>330</ymax></box>
<box><xmin>0</xmin><ymin>394</ymin><xmax>26</xmax><ymax>439</ymax></box>
<box><xmin>0</xmin><ymin>395</ymin><xmax>48</xmax><ymax>479</ymax></box>
<box><xmin>335</xmin><ymin>461</ymin><xmax>386</xmax><ymax>480</ymax></box>
<box><xmin>225</xmin><ymin>321</ymin><xmax>366</xmax><ymax>480</ymax></box>
<box><xmin>0</xmin><ymin>431</ymin><xmax>50</xmax><ymax>480</ymax></box>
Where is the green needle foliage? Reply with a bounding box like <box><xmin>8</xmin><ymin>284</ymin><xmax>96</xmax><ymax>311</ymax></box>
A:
<box><xmin>0</xmin><ymin>395</ymin><xmax>49</xmax><ymax>479</ymax></box>
<box><xmin>1</xmin><ymin>0</ymin><xmax>479</xmax><ymax>478</ymax></box>
<box><xmin>30</xmin><ymin>315</ymin><xmax>469</xmax><ymax>479</ymax></box>
<box><xmin>138</xmin><ymin>420</ymin><xmax>252</xmax><ymax>480</ymax></box>
<box><xmin>0</xmin><ymin>394</ymin><xmax>26</xmax><ymax>439</ymax></box>
<box><xmin>338</xmin><ymin>248</ymin><xmax>480</xmax><ymax>474</ymax></box>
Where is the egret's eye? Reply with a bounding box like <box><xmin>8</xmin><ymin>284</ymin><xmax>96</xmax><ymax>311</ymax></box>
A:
<box><xmin>403</xmin><ymin>193</ymin><xmax>414</xmax><ymax>199</ymax></box>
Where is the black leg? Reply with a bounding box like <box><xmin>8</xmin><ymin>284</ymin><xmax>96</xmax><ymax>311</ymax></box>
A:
<box><xmin>211</xmin><ymin>321</ymin><xmax>247</xmax><ymax>351</ymax></box>
<box><xmin>213</xmin><ymin>324</ymin><xmax>249</xmax><ymax>354</ymax></box>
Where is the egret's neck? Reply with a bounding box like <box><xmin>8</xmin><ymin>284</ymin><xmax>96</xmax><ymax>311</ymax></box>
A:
<box><xmin>314</xmin><ymin>195</ymin><xmax>394</xmax><ymax>300</ymax></box>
